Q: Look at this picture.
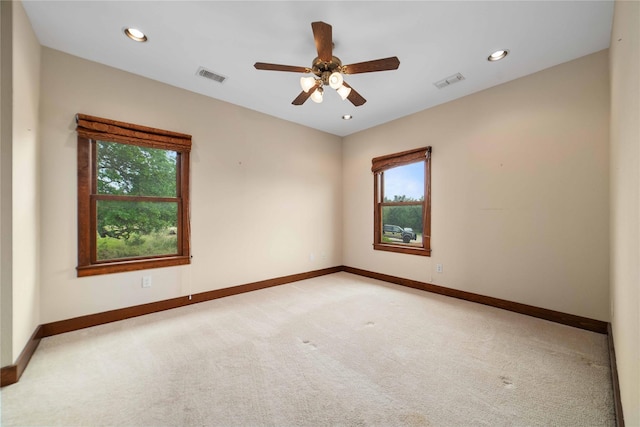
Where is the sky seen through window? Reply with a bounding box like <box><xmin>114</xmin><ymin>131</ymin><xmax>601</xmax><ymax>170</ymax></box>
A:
<box><xmin>384</xmin><ymin>162</ymin><xmax>424</xmax><ymax>200</ymax></box>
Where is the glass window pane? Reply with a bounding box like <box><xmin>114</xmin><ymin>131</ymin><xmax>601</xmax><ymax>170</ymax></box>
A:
<box><xmin>383</xmin><ymin>162</ymin><xmax>424</xmax><ymax>202</ymax></box>
<box><xmin>97</xmin><ymin>141</ymin><xmax>177</xmax><ymax>197</ymax></box>
<box><xmin>96</xmin><ymin>200</ymin><xmax>178</xmax><ymax>260</ymax></box>
<box><xmin>381</xmin><ymin>205</ymin><xmax>423</xmax><ymax>247</ymax></box>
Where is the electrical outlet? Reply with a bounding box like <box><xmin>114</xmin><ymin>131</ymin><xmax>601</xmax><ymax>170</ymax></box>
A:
<box><xmin>309</xmin><ymin>253</ymin><xmax>315</xmax><ymax>262</ymax></box>
<box><xmin>142</xmin><ymin>276</ymin><xmax>152</xmax><ymax>288</ymax></box>
<box><xmin>436</xmin><ymin>264</ymin><xmax>443</xmax><ymax>273</ymax></box>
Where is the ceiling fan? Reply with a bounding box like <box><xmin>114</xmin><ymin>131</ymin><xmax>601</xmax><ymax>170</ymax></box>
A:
<box><xmin>254</xmin><ymin>21</ymin><xmax>400</xmax><ymax>107</ymax></box>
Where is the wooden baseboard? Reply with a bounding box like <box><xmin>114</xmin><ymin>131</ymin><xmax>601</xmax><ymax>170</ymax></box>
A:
<box><xmin>0</xmin><ymin>365</ymin><xmax>17</xmax><ymax>387</ymax></box>
<box><xmin>2</xmin><ymin>267</ymin><xmax>339</xmax><ymax>387</ymax></box>
<box><xmin>342</xmin><ymin>266</ymin><xmax>608</xmax><ymax>334</ymax></box>
<box><xmin>40</xmin><ymin>266</ymin><xmax>341</xmax><ymax>337</ymax></box>
<box><xmin>608</xmin><ymin>323</ymin><xmax>625</xmax><ymax>427</ymax></box>
<box><xmin>41</xmin><ymin>264</ymin><xmax>609</xmax><ymax>336</ymax></box>
<box><xmin>1</xmin><ymin>265</ymin><xmax>613</xmax><ymax>391</ymax></box>
<box><xmin>0</xmin><ymin>325</ymin><xmax>43</xmax><ymax>387</ymax></box>
<box><xmin>344</xmin><ymin>267</ymin><xmax>624</xmax><ymax>422</ymax></box>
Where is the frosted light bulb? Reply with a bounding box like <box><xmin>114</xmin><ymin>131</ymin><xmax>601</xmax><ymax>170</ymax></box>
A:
<box><xmin>310</xmin><ymin>88</ymin><xmax>323</xmax><ymax>103</ymax></box>
<box><xmin>336</xmin><ymin>84</ymin><xmax>352</xmax><ymax>101</ymax></box>
<box><xmin>328</xmin><ymin>72</ymin><xmax>343</xmax><ymax>89</ymax></box>
<box><xmin>300</xmin><ymin>76</ymin><xmax>317</xmax><ymax>93</ymax></box>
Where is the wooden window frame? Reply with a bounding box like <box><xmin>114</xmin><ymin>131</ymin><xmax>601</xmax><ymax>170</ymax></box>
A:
<box><xmin>76</xmin><ymin>114</ymin><xmax>191</xmax><ymax>277</ymax></box>
<box><xmin>372</xmin><ymin>146</ymin><xmax>432</xmax><ymax>257</ymax></box>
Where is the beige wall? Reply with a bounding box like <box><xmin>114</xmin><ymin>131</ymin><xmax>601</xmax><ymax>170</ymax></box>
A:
<box><xmin>343</xmin><ymin>50</ymin><xmax>610</xmax><ymax>321</ymax></box>
<box><xmin>610</xmin><ymin>0</ymin><xmax>640</xmax><ymax>424</ymax></box>
<box><xmin>38</xmin><ymin>48</ymin><xmax>342</xmax><ymax>323</ymax></box>
<box><xmin>2</xmin><ymin>1</ymin><xmax>42</xmax><ymax>363</ymax></box>
<box><xmin>0</xmin><ymin>0</ymin><xmax>14</xmax><ymax>366</ymax></box>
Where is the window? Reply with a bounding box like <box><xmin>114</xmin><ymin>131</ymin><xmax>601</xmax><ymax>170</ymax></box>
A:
<box><xmin>372</xmin><ymin>146</ymin><xmax>431</xmax><ymax>256</ymax></box>
<box><xmin>76</xmin><ymin>114</ymin><xmax>191</xmax><ymax>276</ymax></box>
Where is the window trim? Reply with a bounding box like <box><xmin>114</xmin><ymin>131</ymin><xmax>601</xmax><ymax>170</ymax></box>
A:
<box><xmin>372</xmin><ymin>146</ymin><xmax>431</xmax><ymax>257</ymax></box>
<box><xmin>76</xmin><ymin>114</ymin><xmax>191</xmax><ymax>277</ymax></box>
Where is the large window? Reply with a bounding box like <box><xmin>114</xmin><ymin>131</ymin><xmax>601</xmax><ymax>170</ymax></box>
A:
<box><xmin>76</xmin><ymin>114</ymin><xmax>191</xmax><ymax>276</ymax></box>
<box><xmin>372</xmin><ymin>146</ymin><xmax>431</xmax><ymax>256</ymax></box>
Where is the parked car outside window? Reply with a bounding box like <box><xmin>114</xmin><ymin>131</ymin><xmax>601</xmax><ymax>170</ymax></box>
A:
<box><xmin>383</xmin><ymin>224</ymin><xmax>417</xmax><ymax>243</ymax></box>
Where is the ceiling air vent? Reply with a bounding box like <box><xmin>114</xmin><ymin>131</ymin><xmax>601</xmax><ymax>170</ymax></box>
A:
<box><xmin>196</xmin><ymin>67</ymin><xmax>227</xmax><ymax>83</ymax></box>
<box><xmin>433</xmin><ymin>73</ymin><xmax>465</xmax><ymax>89</ymax></box>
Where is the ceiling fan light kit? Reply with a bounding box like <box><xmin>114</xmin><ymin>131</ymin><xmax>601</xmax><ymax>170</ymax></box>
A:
<box><xmin>336</xmin><ymin>85</ymin><xmax>352</xmax><ymax>101</ymax></box>
<box><xmin>300</xmin><ymin>76</ymin><xmax>317</xmax><ymax>93</ymax></box>
<box><xmin>255</xmin><ymin>21</ymin><xmax>400</xmax><ymax>107</ymax></box>
<box><xmin>310</xmin><ymin>87</ymin><xmax>324</xmax><ymax>103</ymax></box>
<box><xmin>328</xmin><ymin>72</ymin><xmax>343</xmax><ymax>89</ymax></box>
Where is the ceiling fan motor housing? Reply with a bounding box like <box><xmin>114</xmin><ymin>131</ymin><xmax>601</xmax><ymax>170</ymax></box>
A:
<box><xmin>312</xmin><ymin>56</ymin><xmax>343</xmax><ymax>84</ymax></box>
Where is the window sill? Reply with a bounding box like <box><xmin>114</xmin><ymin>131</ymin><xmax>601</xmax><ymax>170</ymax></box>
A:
<box><xmin>373</xmin><ymin>243</ymin><xmax>431</xmax><ymax>257</ymax></box>
<box><xmin>77</xmin><ymin>256</ymin><xmax>190</xmax><ymax>277</ymax></box>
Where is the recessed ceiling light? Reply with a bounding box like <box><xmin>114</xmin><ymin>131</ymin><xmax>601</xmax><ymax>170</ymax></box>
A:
<box><xmin>342</xmin><ymin>114</ymin><xmax>353</xmax><ymax>120</ymax></box>
<box><xmin>124</xmin><ymin>28</ymin><xmax>147</xmax><ymax>42</ymax></box>
<box><xmin>488</xmin><ymin>49</ymin><xmax>509</xmax><ymax>62</ymax></box>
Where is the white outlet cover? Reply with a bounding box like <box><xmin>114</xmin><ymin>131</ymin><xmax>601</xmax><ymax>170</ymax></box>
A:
<box><xmin>142</xmin><ymin>276</ymin><xmax>152</xmax><ymax>287</ymax></box>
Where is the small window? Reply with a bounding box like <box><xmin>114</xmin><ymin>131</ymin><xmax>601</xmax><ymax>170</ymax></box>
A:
<box><xmin>372</xmin><ymin>147</ymin><xmax>431</xmax><ymax>256</ymax></box>
<box><xmin>76</xmin><ymin>114</ymin><xmax>191</xmax><ymax>276</ymax></box>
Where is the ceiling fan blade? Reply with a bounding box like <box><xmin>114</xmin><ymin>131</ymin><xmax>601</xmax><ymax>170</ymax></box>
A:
<box><xmin>311</xmin><ymin>21</ymin><xmax>333</xmax><ymax>62</ymax></box>
<box><xmin>254</xmin><ymin>62</ymin><xmax>309</xmax><ymax>73</ymax></box>
<box><xmin>292</xmin><ymin>90</ymin><xmax>312</xmax><ymax>106</ymax></box>
<box><xmin>342</xmin><ymin>57</ymin><xmax>400</xmax><ymax>74</ymax></box>
<box><xmin>342</xmin><ymin>82</ymin><xmax>367</xmax><ymax>106</ymax></box>
<box><xmin>292</xmin><ymin>81</ymin><xmax>322</xmax><ymax>106</ymax></box>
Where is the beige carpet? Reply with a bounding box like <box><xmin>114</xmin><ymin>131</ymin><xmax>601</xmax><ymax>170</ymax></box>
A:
<box><xmin>1</xmin><ymin>272</ymin><xmax>614</xmax><ymax>426</ymax></box>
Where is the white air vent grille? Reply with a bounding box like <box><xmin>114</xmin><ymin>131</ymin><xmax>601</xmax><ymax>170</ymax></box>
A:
<box><xmin>196</xmin><ymin>67</ymin><xmax>227</xmax><ymax>83</ymax></box>
<box><xmin>434</xmin><ymin>73</ymin><xmax>465</xmax><ymax>89</ymax></box>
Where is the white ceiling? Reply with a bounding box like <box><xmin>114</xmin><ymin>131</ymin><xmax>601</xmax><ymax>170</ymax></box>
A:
<box><xmin>22</xmin><ymin>1</ymin><xmax>614</xmax><ymax>137</ymax></box>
